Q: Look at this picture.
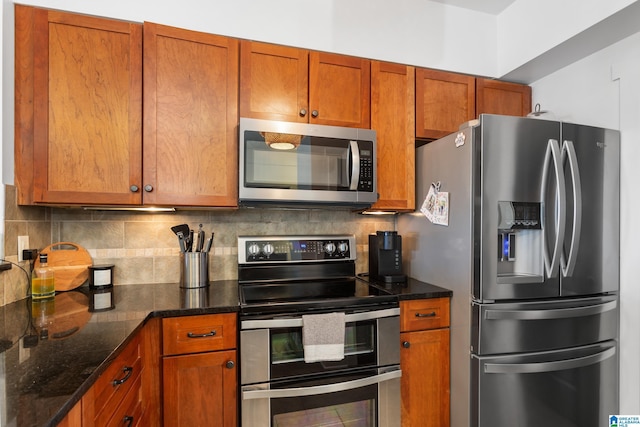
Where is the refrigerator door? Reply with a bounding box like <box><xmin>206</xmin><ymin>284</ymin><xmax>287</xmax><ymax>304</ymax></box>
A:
<box><xmin>471</xmin><ymin>295</ymin><xmax>618</xmax><ymax>355</ymax></box>
<box><xmin>560</xmin><ymin>123</ymin><xmax>620</xmax><ymax>296</ymax></box>
<box><xmin>472</xmin><ymin>341</ymin><xmax>618</xmax><ymax>427</ymax></box>
<box><xmin>477</xmin><ymin>115</ymin><xmax>562</xmax><ymax>301</ymax></box>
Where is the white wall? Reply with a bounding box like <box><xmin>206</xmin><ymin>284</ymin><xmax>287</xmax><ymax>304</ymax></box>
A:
<box><xmin>531</xmin><ymin>32</ymin><xmax>640</xmax><ymax>414</ymax></box>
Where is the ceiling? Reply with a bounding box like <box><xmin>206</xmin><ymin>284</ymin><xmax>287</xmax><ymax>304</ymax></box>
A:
<box><xmin>430</xmin><ymin>0</ymin><xmax>517</xmax><ymax>14</ymax></box>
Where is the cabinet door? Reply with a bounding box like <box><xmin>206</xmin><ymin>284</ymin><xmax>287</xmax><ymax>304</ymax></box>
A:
<box><xmin>163</xmin><ymin>350</ymin><xmax>237</xmax><ymax>427</ymax></box>
<box><xmin>240</xmin><ymin>40</ymin><xmax>309</xmax><ymax>123</ymax></box>
<box><xmin>371</xmin><ymin>61</ymin><xmax>415</xmax><ymax>211</ymax></box>
<box><xmin>416</xmin><ymin>68</ymin><xmax>475</xmax><ymax>140</ymax></box>
<box><xmin>400</xmin><ymin>328</ymin><xmax>450</xmax><ymax>427</ymax></box>
<box><xmin>309</xmin><ymin>52</ymin><xmax>371</xmax><ymax>128</ymax></box>
<box><xmin>143</xmin><ymin>23</ymin><xmax>239</xmax><ymax>207</ymax></box>
<box><xmin>476</xmin><ymin>78</ymin><xmax>532</xmax><ymax>117</ymax></box>
<box><xmin>17</xmin><ymin>7</ymin><xmax>143</xmax><ymax>205</ymax></box>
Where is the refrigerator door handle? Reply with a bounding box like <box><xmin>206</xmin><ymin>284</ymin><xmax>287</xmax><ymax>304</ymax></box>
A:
<box><xmin>541</xmin><ymin>139</ymin><xmax>566</xmax><ymax>278</ymax></box>
<box><xmin>561</xmin><ymin>140</ymin><xmax>582</xmax><ymax>277</ymax></box>
<box><xmin>483</xmin><ymin>346</ymin><xmax>616</xmax><ymax>374</ymax></box>
<box><xmin>484</xmin><ymin>299</ymin><xmax>617</xmax><ymax>320</ymax></box>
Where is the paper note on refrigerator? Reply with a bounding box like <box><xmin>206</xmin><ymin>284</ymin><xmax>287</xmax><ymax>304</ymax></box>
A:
<box><xmin>420</xmin><ymin>182</ymin><xmax>449</xmax><ymax>226</ymax></box>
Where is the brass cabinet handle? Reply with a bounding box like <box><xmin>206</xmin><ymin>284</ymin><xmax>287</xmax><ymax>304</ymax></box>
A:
<box><xmin>187</xmin><ymin>330</ymin><xmax>217</xmax><ymax>339</ymax></box>
<box><xmin>112</xmin><ymin>366</ymin><xmax>133</xmax><ymax>386</ymax></box>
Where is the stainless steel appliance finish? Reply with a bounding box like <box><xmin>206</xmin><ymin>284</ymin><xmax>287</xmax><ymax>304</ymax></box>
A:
<box><xmin>397</xmin><ymin>114</ymin><xmax>620</xmax><ymax>427</ymax></box>
<box><xmin>239</xmin><ymin>118</ymin><xmax>377</xmax><ymax>208</ymax></box>
<box><xmin>238</xmin><ymin>235</ymin><xmax>401</xmax><ymax>427</ymax></box>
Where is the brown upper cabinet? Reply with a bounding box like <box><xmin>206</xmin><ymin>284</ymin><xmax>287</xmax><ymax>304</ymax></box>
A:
<box><xmin>240</xmin><ymin>40</ymin><xmax>371</xmax><ymax>128</ymax></box>
<box><xmin>15</xmin><ymin>6</ymin><xmax>143</xmax><ymax>205</ymax></box>
<box><xmin>370</xmin><ymin>61</ymin><xmax>415</xmax><ymax>211</ymax></box>
<box><xmin>476</xmin><ymin>77</ymin><xmax>532</xmax><ymax>117</ymax></box>
<box><xmin>416</xmin><ymin>69</ymin><xmax>532</xmax><ymax>141</ymax></box>
<box><xmin>143</xmin><ymin>23</ymin><xmax>238</xmax><ymax>207</ymax></box>
<box><xmin>15</xmin><ymin>7</ymin><xmax>238</xmax><ymax>207</ymax></box>
<box><xmin>416</xmin><ymin>68</ymin><xmax>476</xmax><ymax>141</ymax></box>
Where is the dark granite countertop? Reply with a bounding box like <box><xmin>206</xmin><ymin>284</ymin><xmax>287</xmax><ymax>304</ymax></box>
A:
<box><xmin>0</xmin><ymin>281</ymin><xmax>239</xmax><ymax>427</ymax></box>
<box><xmin>0</xmin><ymin>276</ymin><xmax>449</xmax><ymax>426</ymax></box>
<box><xmin>357</xmin><ymin>273</ymin><xmax>453</xmax><ymax>300</ymax></box>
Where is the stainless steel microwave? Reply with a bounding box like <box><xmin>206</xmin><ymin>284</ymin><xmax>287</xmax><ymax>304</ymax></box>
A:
<box><xmin>239</xmin><ymin>118</ymin><xmax>377</xmax><ymax>208</ymax></box>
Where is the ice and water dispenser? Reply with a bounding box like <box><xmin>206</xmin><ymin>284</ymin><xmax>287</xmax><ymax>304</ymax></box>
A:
<box><xmin>496</xmin><ymin>201</ymin><xmax>544</xmax><ymax>283</ymax></box>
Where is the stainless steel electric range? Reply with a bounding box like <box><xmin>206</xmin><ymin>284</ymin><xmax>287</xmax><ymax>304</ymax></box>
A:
<box><xmin>238</xmin><ymin>235</ymin><xmax>401</xmax><ymax>427</ymax></box>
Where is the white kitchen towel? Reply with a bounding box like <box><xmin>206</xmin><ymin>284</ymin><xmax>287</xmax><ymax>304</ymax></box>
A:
<box><xmin>302</xmin><ymin>312</ymin><xmax>346</xmax><ymax>363</ymax></box>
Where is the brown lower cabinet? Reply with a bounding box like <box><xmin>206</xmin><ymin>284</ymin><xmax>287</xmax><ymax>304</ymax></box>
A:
<box><xmin>161</xmin><ymin>313</ymin><xmax>237</xmax><ymax>427</ymax></box>
<box><xmin>79</xmin><ymin>317</ymin><xmax>160</xmax><ymax>427</ymax></box>
<box><xmin>400</xmin><ymin>298</ymin><xmax>451</xmax><ymax>427</ymax></box>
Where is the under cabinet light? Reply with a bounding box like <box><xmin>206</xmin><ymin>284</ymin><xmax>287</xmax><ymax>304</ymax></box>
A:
<box><xmin>82</xmin><ymin>206</ymin><xmax>176</xmax><ymax>212</ymax></box>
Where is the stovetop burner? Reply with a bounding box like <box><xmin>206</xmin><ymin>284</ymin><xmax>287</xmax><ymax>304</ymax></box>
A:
<box><xmin>237</xmin><ymin>235</ymin><xmax>398</xmax><ymax>316</ymax></box>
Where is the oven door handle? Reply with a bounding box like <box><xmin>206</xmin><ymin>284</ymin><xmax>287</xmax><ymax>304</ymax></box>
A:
<box><xmin>242</xmin><ymin>369</ymin><xmax>402</xmax><ymax>400</ymax></box>
<box><xmin>241</xmin><ymin>307</ymin><xmax>400</xmax><ymax>329</ymax></box>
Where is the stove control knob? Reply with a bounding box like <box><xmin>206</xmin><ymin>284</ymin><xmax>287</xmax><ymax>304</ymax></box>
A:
<box><xmin>338</xmin><ymin>242</ymin><xmax>349</xmax><ymax>253</ymax></box>
<box><xmin>248</xmin><ymin>244</ymin><xmax>261</xmax><ymax>256</ymax></box>
<box><xmin>324</xmin><ymin>242</ymin><xmax>336</xmax><ymax>254</ymax></box>
<box><xmin>263</xmin><ymin>243</ymin><xmax>275</xmax><ymax>256</ymax></box>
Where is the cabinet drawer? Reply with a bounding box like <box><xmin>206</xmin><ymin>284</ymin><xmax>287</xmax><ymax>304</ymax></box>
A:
<box><xmin>104</xmin><ymin>373</ymin><xmax>143</xmax><ymax>427</ymax></box>
<box><xmin>401</xmin><ymin>298</ymin><xmax>450</xmax><ymax>332</ymax></box>
<box><xmin>162</xmin><ymin>313</ymin><xmax>237</xmax><ymax>356</ymax></box>
<box><xmin>92</xmin><ymin>334</ymin><xmax>142</xmax><ymax>424</ymax></box>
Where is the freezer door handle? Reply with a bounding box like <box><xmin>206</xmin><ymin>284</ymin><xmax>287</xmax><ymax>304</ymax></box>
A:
<box><xmin>484</xmin><ymin>346</ymin><xmax>616</xmax><ymax>374</ymax></box>
<box><xmin>541</xmin><ymin>139</ymin><xmax>566</xmax><ymax>279</ymax></box>
<box><xmin>484</xmin><ymin>299</ymin><xmax>617</xmax><ymax>320</ymax></box>
<box><xmin>561</xmin><ymin>140</ymin><xmax>582</xmax><ymax>278</ymax></box>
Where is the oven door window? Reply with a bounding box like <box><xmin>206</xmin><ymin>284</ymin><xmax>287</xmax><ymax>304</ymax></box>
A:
<box><xmin>271</xmin><ymin>321</ymin><xmax>376</xmax><ymax>379</ymax></box>
<box><xmin>244</xmin><ymin>132</ymin><xmax>351</xmax><ymax>191</ymax></box>
<box><xmin>272</xmin><ymin>376</ymin><xmax>376</xmax><ymax>427</ymax></box>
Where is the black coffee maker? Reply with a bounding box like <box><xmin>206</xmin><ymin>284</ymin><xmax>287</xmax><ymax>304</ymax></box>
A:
<box><xmin>368</xmin><ymin>231</ymin><xmax>407</xmax><ymax>284</ymax></box>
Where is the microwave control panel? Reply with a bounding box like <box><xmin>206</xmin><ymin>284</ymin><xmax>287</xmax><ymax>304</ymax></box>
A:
<box><xmin>357</xmin><ymin>142</ymin><xmax>374</xmax><ymax>192</ymax></box>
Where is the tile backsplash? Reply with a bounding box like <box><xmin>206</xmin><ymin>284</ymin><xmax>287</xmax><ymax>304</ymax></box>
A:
<box><xmin>1</xmin><ymin>185</ymin><xmax>395</xmax><ymax>306</ymax></box>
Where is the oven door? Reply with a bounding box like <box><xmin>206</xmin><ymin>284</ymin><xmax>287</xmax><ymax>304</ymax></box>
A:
<box><xmin>242</xmin><ymin>367</ymin><xmax>401</xmax><ymax>427</ymax></box>
<box><xmin>240</xmin><ymin>308</ymin><xmax>400</xmax><ymax>384</ymax></box>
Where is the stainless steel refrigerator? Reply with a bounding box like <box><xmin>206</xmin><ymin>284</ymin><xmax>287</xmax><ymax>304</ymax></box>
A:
<box><xmin>397</xmin><ymin>114</ymin><xmax>620</xmax><ymax>427</ymax></box>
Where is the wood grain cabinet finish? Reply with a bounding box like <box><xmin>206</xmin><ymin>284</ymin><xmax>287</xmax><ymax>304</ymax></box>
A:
<box><xmin>370</xmin><ymin>61</ymin><xmax>415</xmax><ymax>211</ymax></box>
<box><xmin>15</xmin><ymin>5</ymin><xmax>143</xmax><ymax>206</ymax></box>
<box><xmin>240</xmin><ymin>40</ymin><xmax>371</xmax><ymax>128</ymax></box>
<box><xmin>400</xmin><ymin>298</ymin><xmax>451</xmax><ymax>427</ymax></box>
<box><xmin>476</xmin><ymin>77</ymin><xmax>532</xmax><ymax>117</ymax></box>
<box><xmin>161</xmin><ymin>313</ymin><xmax>237</xmax><ymax>427</ymax></box>
<box><xmin>15</xmin><ymin>7</ymin><xmax>239</xmax><ymax>208</ymax></box>
<box><xmin>57</xmin><ymin>402</ymin><xmax>82</xmax><ymax>427</ymax></box>
<box><xmin>82</xmin><ymin>334</ymin><xmax>143</xmax><ymax>426</ymax></box>
<box><xmin>143</xmin><ymin>23</ymin><xmax>239</xmax><ymax>207</ymax></box>
<box><xmin>416</xmin><ymin>68</ymin><xmax>476</xmax><ymax>141</ymax></box>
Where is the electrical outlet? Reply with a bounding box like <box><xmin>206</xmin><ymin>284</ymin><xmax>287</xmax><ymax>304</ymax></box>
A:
<box><xmin>18</xmin><ymin>236</ymin><xmax>29</xmax><ymax>262</ymax></box>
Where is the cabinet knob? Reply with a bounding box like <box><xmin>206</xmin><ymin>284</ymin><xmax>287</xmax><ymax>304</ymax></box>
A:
<box><xmin>402</xmin><ymin>341</ymin><xmax>410</xmax><ymax>349</ymax></box>
<box><xmin>299</xmin><ymin>109</ymin><xmax>307</xmax><ymax>117</ymax></box>
<box><xmin>144</xmin><ymin>185</ymin><xmax>153</xmax><ymax>192</ymax></box>
<box><xmin>130</xmin><ymin>185</ymin><xmax>139</xmax><ymax>193</ymax></box>
<box><xmin>311</xmin><ymin>110</ymin><xmax>319</xmax><ymax>118</ymax></box>
<box><xmin>226</xmin><ymin>360</ymin><xmax>235</xmax><ymax>369</ymax></box>
<box><xmin>123</xmin><ymin>416</ymin><xmax>134</xmax><ymax>427</ymax></box>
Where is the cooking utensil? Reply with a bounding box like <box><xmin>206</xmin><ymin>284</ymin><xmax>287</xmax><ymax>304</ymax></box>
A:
<box><xmin>187</xmin><ymin>229</ymin><xmax>194</xmax><ymax>252</ymax></box>
<box><xmin>170</xmin><ymin>224</ymin><xmax>190</xmax><ymax>237</ymax></box>
<box><xmin>196</xmin><ymin>224</ymin><xmax>205</xmax><ymax>252</ymax></box>
<box><xmin>34</xmin><ymin>242</ymin><xmax>92</xmax><ymax>291</ymax></box>
<box><xmin>177</xmin><ymin>231</ymin><xmax>187</xmax><ymax>253</ymax></box>
<box><xmin>204</xmin><ymin>232</ymin><xmax>214</xmax><ymax>253</ymax></box>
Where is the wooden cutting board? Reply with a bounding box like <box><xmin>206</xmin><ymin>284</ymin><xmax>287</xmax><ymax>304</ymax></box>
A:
<box><xmin>35</xmin><ymin>242</ymin><xmax>92</xmax><ymax>291</ymax></box>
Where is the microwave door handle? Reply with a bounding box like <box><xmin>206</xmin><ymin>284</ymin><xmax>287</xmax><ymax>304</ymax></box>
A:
<box><xmin>348</xmin><ymin>140</ymin><xmax>360</xmax><ymax>190</ymax></box>
<box><xmin>561</xmin><ymin>140</ymin><xmax>582</xmax><ymax>277</ymax></box>
<box><xmin>242</xmin><ymin>369</ymin><xmax>401</xmax><ymax>400</ymax></box>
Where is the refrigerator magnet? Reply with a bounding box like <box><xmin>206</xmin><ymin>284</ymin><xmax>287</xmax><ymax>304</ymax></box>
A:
<box><xmin>421</xmin><ymin>182</ymin><xmax>449</xmax><ymax>226</ymax></box>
